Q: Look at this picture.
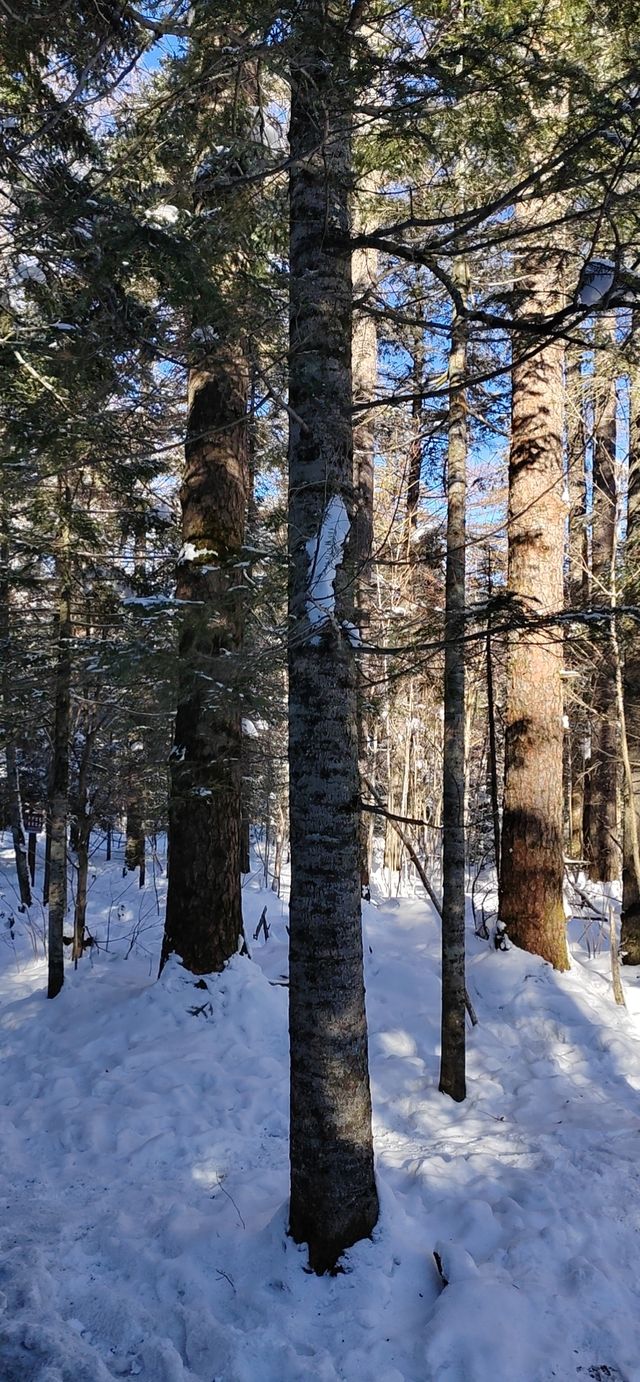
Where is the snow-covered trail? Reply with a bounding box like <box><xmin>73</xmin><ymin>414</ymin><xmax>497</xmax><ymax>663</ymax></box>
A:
<box><xmin>1</xmin><ymin>844</ymin><xmax>640</xmax><ymax>1381</ymax></box>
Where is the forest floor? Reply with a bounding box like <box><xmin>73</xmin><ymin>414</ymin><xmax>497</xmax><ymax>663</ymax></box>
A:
<box><xmin>1</xmin><ymin>836</ymin><xmax>640</xmax><ymax>1382</ymax></box>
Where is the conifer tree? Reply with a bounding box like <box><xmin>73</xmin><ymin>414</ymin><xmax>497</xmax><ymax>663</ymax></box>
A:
<box><xmin>584</xmin><ymin>322</ymin><xmax>620</xmax><ymax>882</ymax></box>
<box><xmin>498</xmin><ymin>209</ymin><xmax>569</xmax><ymax>972</ymax></box>
<box><xmin>287</xmin><ymin>0</ymin><xmax>379</xmax><ymax>1274</ymax></box>
<box><xmin>621</xmin><ymin>364</ymin><xmax>640</xmax><ymax>962</ymax></box>
<box><xmin>160</xmin><ymin>34</ymin><xmax>252</xmax><ymax>974</ymax></box>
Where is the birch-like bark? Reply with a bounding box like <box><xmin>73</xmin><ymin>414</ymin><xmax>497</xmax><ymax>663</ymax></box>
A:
<box><xmin>287</xmin><ymin>0</ymin><xmax>378</xmax><ymax>1274</ymax></box>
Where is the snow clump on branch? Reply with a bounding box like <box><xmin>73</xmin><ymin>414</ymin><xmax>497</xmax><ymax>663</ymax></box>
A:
<box><xmin>305</xmin><ymin>495</ymin><xmax>351</xmax><ymax>643</ymax></box>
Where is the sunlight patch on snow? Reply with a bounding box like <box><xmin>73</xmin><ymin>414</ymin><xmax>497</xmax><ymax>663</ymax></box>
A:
<box><xmin>378</xmin><ymin>1028</ymin><xmax>418</xmax><ymax>1058</ymax></box>
<box><xmin>2</xmin><ymin>841</ymin><xmax>640</xmax><ymax>1380</ymax></box>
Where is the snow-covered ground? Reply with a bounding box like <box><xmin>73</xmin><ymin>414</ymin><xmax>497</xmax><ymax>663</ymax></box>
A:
<box><xmin>2</xmin><ymin>834</ymin><xmax>640</xmax><ymax>1381</ymax></box>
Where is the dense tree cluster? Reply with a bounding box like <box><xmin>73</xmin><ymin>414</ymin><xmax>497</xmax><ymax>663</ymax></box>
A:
<box><xmin>2</xmin><ymin>0</ymin><xmax>640</xmax><ymax>1271</ymax></box>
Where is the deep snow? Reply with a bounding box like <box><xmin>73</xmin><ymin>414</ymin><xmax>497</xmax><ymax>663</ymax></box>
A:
<box><xmin>1</xmin><ymin>835</ymin><xmax>640</xmax><ymax>1381</ymax></box>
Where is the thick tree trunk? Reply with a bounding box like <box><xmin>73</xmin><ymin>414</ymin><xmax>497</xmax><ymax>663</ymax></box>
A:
<box><xmin>439</xmin><ymin>271</ymin><xmax>468</xmax><ymax>1103</ymax></box>
<box><xmin>622</xmin><ymin>370</ymin><xmax>640</xmax><ymax>962</ymax></box>
<box><xmin>161</xmin><ymin>342</ymin><xmax>249</xmax><ymax>973</ymax></box>
<box><xmin>124</xmin><ymin>813</ymin><xmax>145</xmax><ymax>878</ymax></box>
<box><xmin>566</xmin><ymin>349</ymin><xmax>589</xmax><ymax>858</ymax></box>
<box><xmin>48</xmin><ymin>494</ymin><xmax>72</xmax><ymax>998</ymax></box>
<box><xmin>287</xmin><ymin>0</ymin><xmax>378</xmax><ymax>1274</ymax></box>
<box><xmin>498</xmin><ymin>249</ymin><xmax>569</xmax><ymax>971</ymax></box>
<box><xmin>161</xmin><ymin>62</ymin><xmax>251</xmax><ymax>975</ymax></box>
<box><xmin>584</xmin><ymin>323</ymin><xmax>619</xmax><ymax>882</ymax></box>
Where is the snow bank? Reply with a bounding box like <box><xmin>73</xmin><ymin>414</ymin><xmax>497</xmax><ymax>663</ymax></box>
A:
<box><xmin>2</xmin><ymin>839</ymin><xmax>640</xmax><ymax>1379</ymax></box>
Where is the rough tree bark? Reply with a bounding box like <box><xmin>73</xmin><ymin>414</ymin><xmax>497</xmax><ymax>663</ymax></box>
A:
<box><xmin>72</xmin><ymin>718</ymin><xmax>97</xmax><ymax>964</ymax></box>
<box><xmin>565</xmin><ymin>348</ymin><xmax>589</xmax><ymax>858</ymax></box>
<box><xmin>161</xmin><ymin>49</ymin><xmax>251</xmax><ymax>976</ymax></box>
<box><xmin>3</xmin><ymin>739</ymin><xmax>32</xmax><ymax>908</ymax></box>
<box><xmin>406</xmin><ymin>319</ymin><xmax>425</xmax><ymax>543</ymax></box>
<box><xmin>352</xmin><ymin>209</ymin><xmax>378</xmax><ymax>896</ymax></box>
<box><xmin>622</xmin><ymin>367</ymin><xmax>640</xmax><ymax>962</ymax></box>
<box><xmin>584</xmin><ymin>321</ymin><xmax>619</xmax><ymax>882</ymax></box>
<box><xmin>439</xmin><ymin>260</ymin><xmax>468</xmax><ymax>1103</ymax></box>
<box><xmin>48</xmin><ymin>486</ymin><xmax>72</xmax><ymax>998</ymax></box>
<box><xmin>124</xmin><ymin>739</ymin><xmax>145</xmax><ymax>886</ymax></box>
<box><xmin>0</xmin><ymin>529</ymin><xmax>32</xmax><ymax>909</ymax></box>
<box><xmin>161</xmin><ymin>337</ymin><xmax>249</xmax><ymax>973</ymax></box>
<box><xmin>498</xmin><ymin>244</ymin><xmax>569</xmax><ymax>972</ymax></box>
<box><xmin>287</xmin><ymin>0</ymin><xmax>378</xmax><ymax>1274</ymax></box>
<box><xmin>383</xmin><ymin>316</ymin><xmax>425</xmax><ymax>877</ymax></box>
<box><xmin>485</xmin><ymin>547</ymin><xmax>501</xmax><ymax>880</ymax></box>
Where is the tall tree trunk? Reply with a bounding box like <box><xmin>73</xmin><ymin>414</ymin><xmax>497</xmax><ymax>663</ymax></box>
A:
<box><xmin>406</xmin><ymin>319</ymin><xmax>425</xmax><ymax>543</ymax></box>
<box><xmin>161</xmin><ymin>58</ymin><xmax>251</xmax><ymax>976</ymax></box>
<box><xmin>439</xmin><ymin>263</ymin><xmax>468</xmax><ymax>1102</ymax></box>
<box><xmin>43</xmin><ymin>787</ymin><xmax>52</xmax><ymax>906</ymax></box>
<box><xmin>48</xmin><ymin>489</ymin><xmax>72</xmax><ymax>998</ymax></box>
<box><xmin>161</xmin><ymin>342</ymin><xmax>249</xmax><ymax>973</ymax></box>
<box><xmin>73</xmin><ymin>801</ymin><xmax>90</xmax><ymax>966</ymax></box>
<box><xmin>271</xmin><ymin>804</ymin><xmax>285</xmax><ymax>896</ymax></box>
<box><xmin>0</xmin><ymin>533</ymin><xmax>32</xmax><ymax>908</ymax></box>
<box><xmin>498</xmin><ymin>247</ymin><xmax>569</xmax><ymax>971</ymax></box>
<box><xmin>4</xmin><ymin>739</ymin><xmax>32</xmax><ymax>909</ymax></box>
<box><xmin>566</xmin><ymin>349</ymin><xmax>589</xmax><ymax>858</ymax></box>
<box><xmin>352</xmin><ymin>217</ymin><xmax>378</xmax><ymax>896</ymax></box>
<box><xmin>622</xmin><ymin>366</ymin><xmax>640</xmax><ymax>962</ymax></box>
<box><xmin>287</xmin><ymin>0</ymin><xmax>378</xmax><ymax>1274</ymax></box>
<box><xmin>124</xmin><ymin>741</ymin><xmax>145</xmax><ymax>883</ymax></box>
<box><xmin>72</xmin><ymin>721</ymin><xmax>96</xmax><ymax>964</ymax></box>
<box><xmin>124</xmin><ymin>805</ymin><xmax>145</xmax><ymax>880</ymax></box>
<box><xmin>485</xmin><ymin>547</ymin><xmax>501</xmax><ymax>879</ymax></box>
<box><xmin>584</xmin><ymin>321</ymin><xmax>619</xmax><ymax>882</ymax></box>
